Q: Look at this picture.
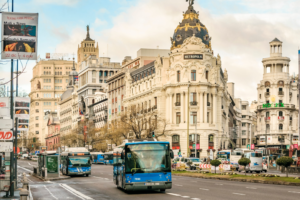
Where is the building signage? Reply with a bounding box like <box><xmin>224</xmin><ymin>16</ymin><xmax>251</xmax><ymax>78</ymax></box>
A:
<box><xmin>263</xmin><ymin>103</ymin><xmax>284</xmax><ymax>108</ymax></box>
<box><xmin>0</xmin><ymin>119</ymin><xmax>13</xmax><ymax>129</ymax></box>
<box><xmin>184</xmin><ymin>54</ymin><xmax>203</xmax><ymax>60</ymax></box>
<box><xmin>0</xmin><ymin>142</ymin><xmax>13</xmax><ymax>152</ymax></box>
<box><xmin>0</xmin><ymin>97</ymin><xmax>9</xmax><ymax>107</ymax></box>
<box><xmin>0</xmin><ymin>131</ymin><xmax>13</xmax><ymax>140</ymax></box>
<box><xmin>15</xmin><ymin>97</ymin><xmax>30</xmax><ymax>131</ymax></box>
<box><xmin>0</xmin><ymin>107</ymin><xmax>10</xmax><ymax>117</ymax></box>
<box><xmin>1</xmin><ymin>12</ymin><xmax>39</xmax><ymax>60</ymax></box>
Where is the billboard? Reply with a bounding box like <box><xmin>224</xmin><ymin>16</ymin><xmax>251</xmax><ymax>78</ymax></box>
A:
<box><xmin>1</xmin><ymin>12</ymin><xmax>38</xmax><ymax>60</ymax></box>
<box><xmin>14</xmin><ymin>97</ymin><xmax>30</xmax><ymax>131</ymax></box>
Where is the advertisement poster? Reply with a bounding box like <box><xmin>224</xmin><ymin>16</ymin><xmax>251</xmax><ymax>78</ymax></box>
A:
<box><xmin>1</xmin><ymin>12</ymin><xmax>38</xmax><ymax>60</ymax></box>
<box><xmin>47</xmin><ymin>156</ymin><xmax>58</xmax><ymax>173</ymax></box>
<box><xmin>14</xmin><ymin>97</ymin><xmax>30</xmax><ymax>131</ymax></box>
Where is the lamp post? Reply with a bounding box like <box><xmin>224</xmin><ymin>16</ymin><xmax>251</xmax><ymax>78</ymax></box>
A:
<box><xmin>187</xmin><ymin>82</ymin><xmax>190</xmax><ymax>157</ymax></box>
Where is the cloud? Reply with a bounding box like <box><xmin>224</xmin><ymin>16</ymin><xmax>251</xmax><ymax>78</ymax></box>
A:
<box><xmin>95</xmin><ymin>18</ymin><xmax>107</xmax><ymax>26</ymax></box>
<box><xmin>53</xmin><ymin>0</ymin><xmax>300</xmax><ymax>102</ymax></box>
<box><xmin>31</xmin><ymin>0</ymin><xmax>81</xmax><ymax>6</ymax></box>
<box><xmin>98</xmin><ymin>8</ymin><xmax>108</xmax><ymax>14</ymax></box>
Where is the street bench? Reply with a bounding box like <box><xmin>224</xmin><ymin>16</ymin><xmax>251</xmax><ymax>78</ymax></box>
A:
<box><xmin>1</xmin><ymin>185</ymin><xmax>10</xmax><ymax>198</ymax></box>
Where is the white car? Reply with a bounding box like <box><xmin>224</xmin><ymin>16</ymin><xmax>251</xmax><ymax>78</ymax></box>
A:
<box><xmin>182</xmin><ymin>158</ymin><xmax>202</xmax><ymax>170</ymax></box>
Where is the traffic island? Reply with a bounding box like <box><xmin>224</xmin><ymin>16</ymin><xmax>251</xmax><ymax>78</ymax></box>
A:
<box><xmin>172</xmin><ymin>171</ymin><xmax>300</xmax><ymax>186</ymax></box>
<box><xmin>31</xmin><ymin>171</ymin><xmax>70</xmax><ymax>181</ymax></box>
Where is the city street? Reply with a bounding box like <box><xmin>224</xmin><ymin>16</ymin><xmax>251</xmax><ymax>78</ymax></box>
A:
<box><xmin>17</xmin><ymin>160</ymin><xmax>300</xmax><ymax>200</ymax></box>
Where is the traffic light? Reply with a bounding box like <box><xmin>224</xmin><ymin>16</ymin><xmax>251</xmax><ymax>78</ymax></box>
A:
<box><xmin>152</xmin><ymin>131</ymin><xmax>155</xmax><ymax>137</ymax></box>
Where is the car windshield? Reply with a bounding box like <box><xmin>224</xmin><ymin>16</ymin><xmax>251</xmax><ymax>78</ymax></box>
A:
<box><xmin>125</xmin><ymin>143</ymin><xmax>171</xmax><ymax>174</ymax></box>
<box><xmin>189</xmin><ymin>158</ymin><xmax>200</xmax><ymax>162</ymax></box>
<box><xmin>69</xmin><ymin>156</ymin><xmax>90</xmax><ymax>166</ymax></box>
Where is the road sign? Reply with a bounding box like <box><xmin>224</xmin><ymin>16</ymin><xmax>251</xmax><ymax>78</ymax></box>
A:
<box><xmin>0</xmin><ymin>119</ymin><xmax>13</xmax><ymax>129</ymax></box>
<box><xmin>0</xmin><ymin>142</ymin><xmax>13</xmax><ymax>152</ymax></box>
<box><xmin>0</xmin><ymin>131</ymin><xmax>13</xmax><ymax>140</ymax></box>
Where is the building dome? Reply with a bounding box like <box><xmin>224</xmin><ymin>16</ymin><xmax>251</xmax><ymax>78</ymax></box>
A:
<box><xmin>171</xmin><ymin>5</ymin><xmax>210</xmax><ymax>50</ymax></box>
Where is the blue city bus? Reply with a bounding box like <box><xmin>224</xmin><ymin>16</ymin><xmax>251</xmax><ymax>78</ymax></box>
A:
<box><xmin>104</xmin><ymin>152</ymin><xmax>113</xmax><ymax>165</ymax></box>
<box><xmin>113</xmin><ymin>141</ymin><xmax>174</xmax><ymax>192</ymax></box>
<box><xmin>217</xmin><ymin>150</ymin><xmax>231</xmax><ymax>163</ymax></box>
<box><xmin>90</xmin><ymin>152</ymin><xmax>104</xmax><ymax>164</ymax></box>
<box><xmin>60</xmin><ymin>147</ymin><xmax>91</xmax><ymax>176</ymax></box>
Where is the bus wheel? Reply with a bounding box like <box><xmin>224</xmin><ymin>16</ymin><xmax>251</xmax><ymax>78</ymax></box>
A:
<box><xmin>160</xmin><ymin>189</ymin><xmax>166</xmax><ymax>192</ymax></box>
<box><xmin>86</xmin><ymin>174</ymin><xmax>89</xmax><ymax>177</ymax></box>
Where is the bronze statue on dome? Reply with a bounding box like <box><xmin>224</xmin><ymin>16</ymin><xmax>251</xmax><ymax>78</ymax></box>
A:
<box><xmin>186</xmin><ymin>0</ymin><xmax>194</xmax><ymax>6</ymax></box>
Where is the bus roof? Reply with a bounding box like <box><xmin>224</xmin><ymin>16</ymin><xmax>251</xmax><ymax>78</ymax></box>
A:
<box><xmin>125</xmin><ymin>141</ymin><xmax>170</xmax><ymax>145</ymax></box>
<box><xmin>64</xmin><ymin>147</ymin><xmax>89</xmax><ymax>153</ymax></box>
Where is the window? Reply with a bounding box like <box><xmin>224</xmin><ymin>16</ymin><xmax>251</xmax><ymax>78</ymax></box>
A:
<box><xmin>43</xmin><ymin>93</ymin><xmax>51</xmax><ymax>98</ymax></box>
<box><xmin>36</xmin><ymin>109</ymin><xmax>39</xmax><ymax>113</ymax></box>
<box><xmin>35</xmin><ymin>124</ymin><xmax>39</xmax><ymax>127</ymax></box>
<box><xmin>176</xmin><ymin>93</ymin><xmax>181</xmax><ymax>103</ymax></box>
<box><xmin>242</xmin><ymin>123</ymin><xmax>246</xmax><ymax>127</ymax></box>
<box><xmin>55</xmin><ymin>102</ymin><xmax>57</xmax><ymax>106</ymax></box>
<box><xmin>190</xmin><ymin>93</ymin><xmax>196</xmax><ymax>102</ymax></box>
<box><xmin>177</xmin><ymin>71</ymin><xmax>180</xmax><ymax>82</ymax></box>
<box><xmin>207</xmin><ymin>112</ymin><xmax>209</xmax><ymax>123</ymax></box>
<box><xmin>208</xmin><ymin>134</ymin><xmax>214</xmax><ymax>149</ymax></box>
<box><xmin>259</xmin><ymin>94</ymin><xmax>261</xmax><ymax>99</ymax></box>
<box><xmin>35</xmin><ymin>116</ymin><xmax>39</xmax><ymax>120</ymax></box>
<box><xmin>266</xmin><ymin>112</ymin><xmax>269</xmax><ymax>117</ymax></box>
<box><xmin>266</xmin><ymin>88</ymin><xmax>269</xmax><ymax>92</ymax></box>
<box><xmin>266</xmin><ymin>124</ymin><xmax>270</xmax><ymax>132</ymax></box>
<box><xmin>35</xmin><ymin>102</ymin><xmax>39</xmax><ymax>106</ymax></box>
<box><xmin>66</xmin><ymin>79</ymin><xmax>69</xmax><ymax>83</ymax></box>
<box><xmin>191</xmin><ymin>70</ymin><xmax>196</xmax><ymax>81</ymax></box>
<box><xmin>242</xmin><ymin>130</ymin><xmax>246</xmax><ymax>135</ymax></box>
<box><xmin>279</xmin><ymin>124</ymin><xmax>283</xmax><ymax>130</ymax></box>
<box><xmin>176</xmin><ymin>112</ymin><xmax>181</xmax><ymax>124</ymax></box>
<box><xmin>279</xmin><ymin>111</ymin><xmax>283</xmax><ymax>116</ymax></box>
<box><xmin>43</xmin><ymin>102</ymin><xmax>51</xmax><ymax>106</ymax></box>
<box><xmin>205</xmin><ymin>71</ymin><xmax>208</xmax><ymax>79</ymax></box>
<box><xmin>242</xmin><ymin>105</ymin><xmax>246</xmax><ymax>110</ymax></box>
<box><xmin>190</xmin><ymin>112</ymin><xmax>197</xmax><ymax>124</ymax></box>
<box><xmin>242</xmin><ymin>115</ymin><xmax>246</xmax><ymax>118</ymax></box>
<box><xmin>242</xmin><ymin>139</ymin><xmax>246</xmax><ymax>145</ymax></box>
<box><xmin>154</xmin><ymin>97</ymin><xmax>157</xmax><ymax>106</ymax></box>
<box><xmin>266</xmin><ymin>100</ymin><xmax>269</xmax><ymax>104</ymax></box>
<box><xmin>54</xmin><ymin>94</ymin><xmax>61</xmax><ymax>98</ymax></box>
<box><xmin>279</xmin><ymin>88</ymin><xmax>283</xmax><ymax>92</ymax></box>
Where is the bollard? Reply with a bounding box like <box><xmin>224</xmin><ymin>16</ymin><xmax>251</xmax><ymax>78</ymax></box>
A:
<box><xmin>20</xmin><ymin>188</ymin><xmax>29</xmax><ymax>200</ymax></box>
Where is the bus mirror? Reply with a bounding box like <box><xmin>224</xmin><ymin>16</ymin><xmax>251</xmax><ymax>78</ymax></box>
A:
<box><xmin>170</xmin><ymin>150</ymin><xmax>174</xmax><ymax>159</ymax></box>
<box><xmin>121</xmin><ymin>153</ymin><xmax>124</xmax><ymax>159</ymax></box>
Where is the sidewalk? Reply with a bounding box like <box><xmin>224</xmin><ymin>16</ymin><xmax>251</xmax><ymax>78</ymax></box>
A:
<box><xmin>0</xmin><ymin>190</ymin><xmax>20</xmax><ymax>200</ymax></box>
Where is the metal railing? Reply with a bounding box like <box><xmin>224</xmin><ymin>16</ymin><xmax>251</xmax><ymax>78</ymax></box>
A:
<box><xmin>278</xmin><ymin>91</ymin><xmax>284</xmax><ymax>96</ymax></box>
<box><xmin>175</xmin><ymin>102</ymin><xmax>181</xmax><ymax>106</ymax></box>
<box><xmin>190</xmin><ymin>101</ymin><xmax>198</xmax><ymax>106</ymax></box>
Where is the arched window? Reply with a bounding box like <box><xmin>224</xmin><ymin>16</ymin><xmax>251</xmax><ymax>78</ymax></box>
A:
<box><xmin>208</xmin><ymin>134</ymin><xmax>214</xmax><ymax>149</ymax></box>
<box><xmin>279</xmin><ymin>124</ymin><xmax>283</xmax><ymax>130</ymax></box>
<box><xmin>265</xmin><ymin>81</ymin><xmax>270</xmax><ymax>87</ymax></box>
<box><xmin>172</xmin><ymin>135</ymin><xmax>180</xmax><ymax>150</ymax></box>
<box><xmin>279</xmin><ymin>111</ymin><xmax>283</xmax><ymax>116</ymax></box>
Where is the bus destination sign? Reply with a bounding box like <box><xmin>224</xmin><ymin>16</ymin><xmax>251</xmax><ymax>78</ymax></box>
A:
<box><xmin>184</xmin><ymin>54</ymin><xmax>203</xmax><ymax>60</ymax></box>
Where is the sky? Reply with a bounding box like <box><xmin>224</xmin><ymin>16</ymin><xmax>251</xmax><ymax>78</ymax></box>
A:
<box><xmin>0</xmin><ymin>0</ymin><xmax>300</xmax><ymax>102</ymax></box>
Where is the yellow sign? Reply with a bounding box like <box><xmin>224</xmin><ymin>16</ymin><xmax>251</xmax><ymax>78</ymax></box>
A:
<box><xmin>271</xmin><ymin>95</ymin><xmax>276</xmax><ymax>103</ymax></box>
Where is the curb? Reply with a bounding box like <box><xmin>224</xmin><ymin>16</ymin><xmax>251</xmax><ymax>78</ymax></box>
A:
<box><xmin>30</xmin><ymin>173</ymin><xmax>71</xmax><ymax>181</ymax></box>
<box><xmin>173</xmin><ymin>174</ymin><xmax>300</xmax><ymax>186</ymax></box>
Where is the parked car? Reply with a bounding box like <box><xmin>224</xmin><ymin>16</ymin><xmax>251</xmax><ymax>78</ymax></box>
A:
<box><xmin>31</xmin><ymin>155</ymin><xmax>38</xmax><ymax>161</ymax></box>
<box><xmin>21</xmin><ymin>154</ymin><xmax>28</xmax><ymax>159</ymax></box>
<box><xmin>181</xmin><ymin>157</ymin><xmax>202</xmax><ymax>170</ymax></box>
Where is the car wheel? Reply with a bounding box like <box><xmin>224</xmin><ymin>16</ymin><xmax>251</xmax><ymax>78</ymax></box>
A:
<box><xmin>160</xmin><ymin>189</ymin><xmax>166</xmax><ymax>192</ymax></box>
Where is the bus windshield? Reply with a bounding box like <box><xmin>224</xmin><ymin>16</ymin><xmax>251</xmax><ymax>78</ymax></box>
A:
<box><xmin>125</xmin><ymin>143</ymin><xmax>171</xmax><ymax>174</ymax></box>
<box><xmin>251</xmin><ymin>153</ymin><xmax>262</xmax><ymax>157</ymax></box>
<box><xmin>69</xmin><ymin>156</ymin><xmax>90</xmax><ymax>166</ymax></box>
<box><xmin>104</xmin><ymin>154</ymin><xmax>113</xmax><ymax>160</ymax></box>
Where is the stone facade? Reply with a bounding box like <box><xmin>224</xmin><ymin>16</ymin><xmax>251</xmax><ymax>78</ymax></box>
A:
<box><xmin>254</xmin><ymin>38</ymin><xmax>299</xmax><ymax>149</ymax></box>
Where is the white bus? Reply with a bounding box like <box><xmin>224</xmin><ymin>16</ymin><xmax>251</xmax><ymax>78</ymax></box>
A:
<box><xmin>244</xmin><ymin>152</ymin><xmax>263</xmax><ymax>173</ymax></box>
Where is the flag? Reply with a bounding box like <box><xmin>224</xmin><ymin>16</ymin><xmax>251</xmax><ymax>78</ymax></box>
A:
<box><xmin>79</xmin><ymin>109</ymin><xmax>83</xmax><ymax>115</ymax></box>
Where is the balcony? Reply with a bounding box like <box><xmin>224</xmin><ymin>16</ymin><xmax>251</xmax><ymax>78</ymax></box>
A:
<box><xmin>265</xmin><ymin>92</ymin><xmax>270</xmax><ymax>97</ymax></box>
<box><xmin>190</xmin><ymin>101</ymin><xmax>198</xmax><ymax>106</ymax></box>
<box><xmin>278</xmin><ymin>116</ymin><xmax>284</xmax><ymax>122</ymax></box>
<box><xmin>278</xmin><ymin>91</ymin><xmax>284</xmax><ymax>96</ymax></box>
<box><xmin>175</xmin><ymin>102</ymin><xmax>181</xmax><ymax>106</ymax></box>
<box><xmin>153</xmin><ymin>105</ymin><xmax>157</xmax><ymax>110</ymax></box>
<box><xmin>279</xmin><ymin>129</ymin><xmax>283</xmax><ymax>133</ymax></box>
<box><xmin>265</xmin><ymin>117</ymin><xmax>270</xmax><ymax>122</ymax></box>
<box><xmin>148</xmin><ymin>108</ymin><xmax>151</xmax><ymax>112</ymax></box>
<box><xmin>207</xmin><ymin>102</ymin><xmax>211</xmax><ymax>106</ymax></box>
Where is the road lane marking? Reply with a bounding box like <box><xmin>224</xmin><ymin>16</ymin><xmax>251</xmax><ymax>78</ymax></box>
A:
<box><xmin>181</xmin><ymin>196</ymin><xmax>190</xmax><ymax>198</ymax></box>
<box><xmin>246</xmin><ymin>187</ymin><xmax>257</xmax><ymax>189</ymax></box>
<box><xmin>18</xmin><ymin>165</ymin><xmax>32</xmax><ymax>172</ymax></box>
<box><xmin>233</xmin><ymin>193</ymin><xmax>245</xmax><ymax>195</ymax></box>
<box><xmin>216</xmin><ymin>184</ymin><xmax>223</xmax><ymax>185</ymax></box>
<box><xmin>60</xmin><ymin>183</ymin><xmax>94</xmax><ymax>200</ymax></box>
<box><xmin>191</xmin><ymin>198</ymin><xmax>201</xmax><ymax>200</ymax></box>
<box><xmin>289</xmin><ymin>191</ymin><xmax>300</xmax><ymax>194</ymax></box>
<box><xmin>199</xmin><ymin>188</ymin><xmax>209</xmax><ymax>191</ymax></box>
<box><xmin>175</xmin><ymin>184</ymin><xmax>183</xmax><ymax>186</ymax></box>
<box><xmin>44</xmin><ymin>185</ymin><xmax>58</xmax><ymax>200</ymax></box>
<box><xmin>167</xmin><ymin>193</ymin><xmax>181</xmax><ymax>196</ymax></box>
<box><xmin>28</xmin><ymin>162</ymin><xmax>37</xmax><ymax>167</ymax></box>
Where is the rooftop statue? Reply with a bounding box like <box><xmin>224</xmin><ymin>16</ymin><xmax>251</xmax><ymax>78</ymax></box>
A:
<box><xmin>186</xmin><ymin>0</ymin><xmax>194</xmax><ymax>6</ymax></box>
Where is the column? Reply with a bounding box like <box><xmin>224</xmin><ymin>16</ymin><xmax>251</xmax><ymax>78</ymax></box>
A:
<box><xmin>166</xmin><ymin>94</ymin><xmax>169</xmax><ymax>122</ymax></box>
<box><xmin>213</xmin><ymin>93</ymin><xmax>217</xmax><ymax>124</ymax></box>
<box><xmin>270</xmin><ymin>45</ymin><xmax>272</xmax><ymax>54</ymax></box>
<box><xmin>180</xmin><ymin>92</ymin><xmax>184</xmax><ymax>124</ymax></box>
<box><xmin>185</xmin><ymin>91</ymin><xmax>188</xmax><ymax>123</ymax></box>
<box><xmin>199</xmin><ymin>92</ymin><xmax>203</xmax><ymax>123</ymax></box>
<box><xmin>204</xmin><ymin>92</ymin><xmax>207</xmax><ymax>123</ymax></box>
<box><xmin>169</xmin><ymin>93</ymin><xmax>173</xmax><ymax>124</ymax></box>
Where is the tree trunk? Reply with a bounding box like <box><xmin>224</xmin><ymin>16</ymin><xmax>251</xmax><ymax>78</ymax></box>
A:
<box><xmin>286</xmin><ymin>167</ymin><xmax>288</xmax><ymax>177</ymax></box>
<box><xmin>215</xmin><ymin>167</ymin><xmax>216</xmax><ymax>174</ymax></box>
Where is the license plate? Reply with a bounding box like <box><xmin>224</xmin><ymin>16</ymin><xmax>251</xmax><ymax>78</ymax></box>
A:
<box><xmin>145</xmin><ymin>183</ymin><xmax>159</xmax><ymax>185</ymax></box>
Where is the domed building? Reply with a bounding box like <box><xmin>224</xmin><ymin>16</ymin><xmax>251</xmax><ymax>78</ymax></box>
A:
<box><xmin>124</xmin><ymin>2</ymin><xmax>234</xmax><ymax>159</ymax></box>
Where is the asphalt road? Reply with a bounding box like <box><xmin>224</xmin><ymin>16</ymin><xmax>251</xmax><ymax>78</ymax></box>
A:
<box><xmin>16</xmin><ymin>159</ymin><xmax>300</xmax><ymax>200</ymax></box>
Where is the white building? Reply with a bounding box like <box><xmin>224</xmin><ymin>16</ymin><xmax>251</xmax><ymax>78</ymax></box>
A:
<box><xmin>90</xmin><ymin>92</ymin><xmax>108</xmax><ymax>129</ymax></box>
<box><xmin>255</xmin><ymin>38</ymin><xmax>299</xmax><ymax>149</ymax></box>
<box><xmin>123</xmin><ymin>3</ymin><xmax>234</xmax><ymax>158</ymax></box>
